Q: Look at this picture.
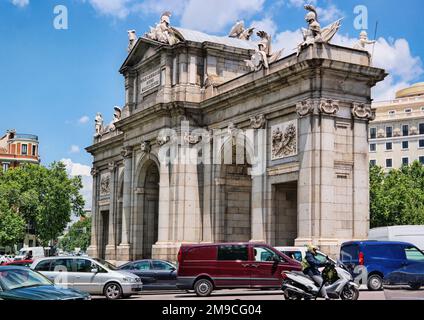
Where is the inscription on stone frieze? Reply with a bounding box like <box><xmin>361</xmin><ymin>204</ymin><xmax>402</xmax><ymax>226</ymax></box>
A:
<box><xmin>140</xmin><ymin>69</ymin><xmax>161</xmax><ymax>93</ymax></box>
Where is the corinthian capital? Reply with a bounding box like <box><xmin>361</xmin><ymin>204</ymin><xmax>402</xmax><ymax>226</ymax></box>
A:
<box><xmin>250</xmin><ymin>114</ymin><xmax>267</xmax><ymax>129</ymax></box>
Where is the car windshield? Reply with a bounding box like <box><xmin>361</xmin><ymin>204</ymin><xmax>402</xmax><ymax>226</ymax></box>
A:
<box><xmin>93</xmin><ymin>258</ymin><xmax>118</xmax><ymax>270</ymax></box>
<box><xmin>0</xmin><ymin>268</ymin><xmax>52</xmax><ymax>291</ymax></box>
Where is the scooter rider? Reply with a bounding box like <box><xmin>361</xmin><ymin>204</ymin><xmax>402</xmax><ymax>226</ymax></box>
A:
<box><xmin>301</xmin><ymin>245</ymin><xmax>330</xmax><ymax>300</ymax></box>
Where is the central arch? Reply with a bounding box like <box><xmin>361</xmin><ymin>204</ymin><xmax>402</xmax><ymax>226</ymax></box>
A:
<box><xmin>134</xmin><ymin>157</ymin><xmax>160</xmax><ymax>259</ymax></box>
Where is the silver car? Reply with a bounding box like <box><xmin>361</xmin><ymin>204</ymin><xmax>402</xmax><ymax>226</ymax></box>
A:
<box><xmin>30</xmin><ymin>257</ymin><xmax>142</xmax><ymax>299</ymax></box>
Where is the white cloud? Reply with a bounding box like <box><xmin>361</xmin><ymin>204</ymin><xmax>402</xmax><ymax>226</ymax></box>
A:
<box><xmin>61</xmin><ymin>159</ymin><xmax>92</xmax><ymax>210</ymax></box>
<box><xmin>180</xmin><ymin>0</ymin><xmax>266</xmax><ymax>33</ymax></box>
<box><xmin>286</xmin><ymin>0</ymin><xmax>316</xmax><ymax>7</ymax></box>
<box><xmin>69</xmin><ymin>145</ymin><xmax>81</xmax><ymax>154</ymax></box>
<box><xmin>11</xmin><ymin>0</ymin><xmax>29</xmax><ymax>7</ymax></box>
<box><xmin>83</xmin><ymin>0</ymin><xmax>133</xmax><ymax>19</ymax></box>
<box><xmin>316</xmin><ymin>4</ymin><xmax>343</xmax><ymax>24</ymax></box>
<box><xmin>78</xmin><ymin>116</ymin><xmax>90</xmax><ymax>124</ymax></box>
<box><xmin>250</xmin><ymin>17</ymin><xmax>278</xmax><ymax>38</ymax></box>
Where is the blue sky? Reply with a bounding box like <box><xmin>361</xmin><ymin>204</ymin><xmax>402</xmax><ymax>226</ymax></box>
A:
<box><xmin>1</xmin><ymin>0</ymin><xmax>423</xmax><ymax>207</ymax></box>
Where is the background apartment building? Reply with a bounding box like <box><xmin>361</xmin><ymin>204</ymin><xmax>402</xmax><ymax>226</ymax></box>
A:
<box><xmin>0</xmin><ymin>129</ymin><xmax>40</xmax><ymax>171</ymax></box>
<box><xmin>370</xmin><ymin>83</ymin><xmax>424</xmax><ymax>169</ymax></box>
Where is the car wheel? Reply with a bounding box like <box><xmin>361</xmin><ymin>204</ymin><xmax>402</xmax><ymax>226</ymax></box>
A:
<box><xmin>409</xmin><ymin>283</ymin><xmax>421</xmax><ymax>290</ymax></box>
<box><xmin>367</xmin><ymin>274</ymin><xmax>383</xmax><ymax>291</ymax></box>
<box><xmin>194</xmin><ymin>279</ymin><xmax>213</xmax><ymax>297</ymax></box>
<box><xmin>104</xmin><ymin>282</ymin><xmax>123</xmax><ymax>300</ymax></box>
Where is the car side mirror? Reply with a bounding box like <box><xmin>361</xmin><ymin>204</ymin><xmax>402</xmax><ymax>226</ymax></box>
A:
<box><xmin>273</xmin><ymin>255</ymin><xmax>281</xmax><ymax>263</ymax></box>
<box><xmin>91</xmin><ymin>268</ymin><xmax>98</xmax><ymax>273</ymax></box>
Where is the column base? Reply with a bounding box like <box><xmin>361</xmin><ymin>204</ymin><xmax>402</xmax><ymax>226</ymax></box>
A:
<box><xmin>117</xmin><ymin>243</ymin><xmax>132</xmax><ymax>262</ymax></box>
<box><xmin>152</xmin><ymin>242</ymin><xmax>185</xmax><ymax>263</ymax></box>
<box><xmin>105</xmin><ymin>245</ymin><xmax>117</xmax><ymax>261</ymax></box>
<box><xmin>86</xmin><ymin>245</ymin><xmax>98</xmax><ymax>259</ymax></box>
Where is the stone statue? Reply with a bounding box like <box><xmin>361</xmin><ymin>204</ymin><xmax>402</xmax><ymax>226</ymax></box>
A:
<box><xmin>145</xmin><ymin>11</ymin><xmax>181</xmax><ymax>45</ymax></box>
<box><xmin>353</xmin><ymin>30</ymin><xmax>376</xmax><ymax>51</ymax></box>
<box><xmin>127</xmin><ymin>29</ymin><xmax>137</xmax><ymax>52</ymax></box>
<box><xmin>297</xmin><ymin>4</ymin><xmax>342</xmax><ymax>56</ymax></box>
<box><xmin>107</xmin><ymin>106</ymin><xmax>122</xmax><ymax>132</ymax></box>
<box><xmin>245</xmin><ymin>31</ymin><xmax>283</xmax><ymax>71</ymax></box>
<box><xmin>272</xmin><ymin>123</ymin><xmax>297</xmax><ymax>159</ymax></box>
<box><xmin>94</xmin><ymin>113</ymin><xmax>104</xmax><ymax>137</ymax></box>
<box><xmin>228</xmin><ymin>21</ymin><xmax>255</xmax><ymax>40</ymax></box>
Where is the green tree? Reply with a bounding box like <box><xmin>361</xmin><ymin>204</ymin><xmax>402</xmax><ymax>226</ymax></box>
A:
<box><xmin>59</xmin><ymin>217</ymin><xmax>91</xmax><ymax>253</ymax></box>
<box><xmin>370</xmin><ymin>161</ymin><xmax>424</xmax><ymax>228</ymax></box>
<box><xmin>0</xmin><ymin>162</ymin><xmax>85</xmax><ymax>246</ymax></box>
<box><xmin>0</xmin><ymin>197</ymin><xmax>25</xmax><ymax>249</ymax></box>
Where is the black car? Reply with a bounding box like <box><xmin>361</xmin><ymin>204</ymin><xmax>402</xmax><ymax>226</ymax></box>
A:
<box><xmin>119</xmin><ymin>260</ymin><xmax>177</xmax><ymax>290</ymax></box>
<box><xmin>0</xmin><ymin>266</ymin><xmax>90</xmax><ymax>300</ymax></box>
<box><xmin>385</xmin><ymin>263</ymin><xmax>424</xmax><ymax>290</ymax></box>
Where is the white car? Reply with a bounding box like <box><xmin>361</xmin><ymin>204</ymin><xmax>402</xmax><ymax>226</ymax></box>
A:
<box><xmin>0</xmin><ymin>255</ymin><xmax>13</xmax><ymax>265</ymax></box>
<box><xmin>31</xmin><ymin>256</ymin><xmax>143</xmax><ymax>299</ymax></box>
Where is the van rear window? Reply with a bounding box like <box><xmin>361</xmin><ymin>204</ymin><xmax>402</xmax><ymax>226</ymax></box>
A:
<box><xmin>218</xmin><ymin>245</ymin><xmax>249</xmax><ymax>261</ymax></box>
<box><xmin>341</xmin><ymin>245</ymin><xmax>359</xmax><ymax>261</ymax></box>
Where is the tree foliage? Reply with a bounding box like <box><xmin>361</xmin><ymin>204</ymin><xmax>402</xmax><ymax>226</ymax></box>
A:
<box><xmin>370</xmin><ymin>161</ymin><xmax>424</xmax><ymax>228</ymax></box>
<box><xmin>59</xmin><ymin>217</ymin><xmax>91</xmax><ymax>253</ymax></box>
<box><xmin>0</xmin><ymin>162</ymin><xmax>85</xmax><ymax>246</ymax></box>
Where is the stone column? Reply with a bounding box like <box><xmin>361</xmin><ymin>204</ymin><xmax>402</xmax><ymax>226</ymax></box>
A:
<box><xmin>352</xmin><ymin>103</ymin><xmax>373</xmax><ymax>240</ymax></box>
<box><xmin>249</xmin><ymin>115</ymin><xmax>267</xmax><ymax>242</ymax></box>
<box><xmin>87</xmin><ymin>167</ymin><xmax>99</xmax><ymax>258</ymax></box>
<box><xmin>105</xmin><ymin>162</ymin><xmax>116</xmax><ymax>260</ymax></box>
<box><xmin>296</xmin><ymin>100</ymin><xmax>316</xmax><ymax>246</ymax></box>
<box><xmin>117</xmin><ymin>146</ymin><xmax>133</xmax><ymax>261</ymax></box>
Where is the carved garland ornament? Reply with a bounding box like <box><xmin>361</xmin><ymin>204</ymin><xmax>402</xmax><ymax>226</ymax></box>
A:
<box><xmin>296</xmin><ymin>100</ymin><xmax>314</xmax><ymax>117</ymax></box>
<box><xmin>183</xmin><ymin>132</ymin><xmax>202</xmax><ymax>145</ymax></box>
<box><xmin>352</xmin><ymin>103</ymin><xmax>375</xmax><ymax>120</ymax></box>
<box><xmin>319</xmin><ymin>99</ymin><xmax>340</xmax><ymax>115</ymax></box>
<box><xmin>271</xmin><ymin>121</ymin><xmax>298</xmax><ymax>160</ymax></box>
<box><xmin>121</xmin><ymin>146</ymin><xmax>133</xmax><ymax>159</ymax></box>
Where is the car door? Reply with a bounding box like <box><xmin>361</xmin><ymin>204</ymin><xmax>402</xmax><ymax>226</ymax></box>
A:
<box><xmin>46</xmin><ymin>258</ymin><xmax>74</xmax><ymax>288</ymax></box>
<box><xmin>151</xmin><ymin>260</ymin><xmax>177</xmax><ymax>289</ymax></box>
<box><xmin>250</xmin><ymin>245</ymin><xmax>282</xmax><ymax>288</ymax></box>
<box><xmin>215</xmin><ymin>244</ymin><xmax>251</xmax><ymax>288</ymax></box>
<box><xmin>124</xmin><ymin>261</ymin><xmax>156</xmax><ymax>289</ymax></box>
<box><xmin>72</xmin><ymin>258</ymin><xmax>103</xmax><ymax>294</ymax></box>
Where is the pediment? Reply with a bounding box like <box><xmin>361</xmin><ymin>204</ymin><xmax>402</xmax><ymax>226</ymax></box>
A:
<box><xmin>119</xmin><ymin>38</ymin><xmax>163</xmax><ymax>73</ymax></box>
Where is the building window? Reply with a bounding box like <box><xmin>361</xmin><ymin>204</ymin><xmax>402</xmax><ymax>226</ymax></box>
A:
<box><xmin>370</xmin><ymin>160</ymin><xmax>377</xmax><ymax>166</ymax></box>
<box><xmin>21</xmin><ymin>144</ymin><xmax>28</xmax><ymax>155</ymax></box>
<box><xmin>420</xmin><ymin>140</ymin><xmax>424</xmax><ymax>148</ymax></box>
<box><xmin>420</xmin><ymin>156</ymin><xmax>424</xmax><ymax>165</ymax></box>
<box><xmin>370</xmin><ymin>127</ymin><xmax>377</xmax><ymax>139</ymax></box>
<box><xmin>388</xmin><ymin>110</ymin><xmax>396</xmax><ymax>116</ymax></box>
<box><xmin>386</xmin><ymin>142</ymin><xmax>393</xmax><ymax>151</ymax></box>
<box><xmin>386</xmin><ymin>159</ymin><xmax>393</xmax><ymax>168</ymax></box>
<box><xmin>402</xmin><ymin>141</ymin><xmax>409</xmax><ymax>150</ymax></box>
<box><xmin>420</xmin><ymin>123</ymin><xmax>424</xmax><ymax>135</ymax></box>
<box><xmin>405</xmin><ymin>108</ymin><xmax>412</xmax><ymax>113</ymax></box>
<box><xmin>402</xmin><ymin>157</ymin><xmax>409</xmax><ymax>166</ymax></box>
<box><xmin>370</xmin><ymin>143</ymin><xmax>376</xmax><ymax>152</ymax></box>
<box><xmin>32</xmin><ymin>145</ymin><xmax>37</xmax><ymax>156</ymax></box>
<box><xmin>386</xmin><ymin>126</ymin><xmax>393</xmax><ymax>138</ymax></box>
<box><xmin>402</xmin><ymin>125</ymin><xmax>409</xmax><ymax>136</ymax></box>
<box><xmin>2</xmin><ymin>163</ymin><xmax>10</xmax><ymax>172</ymax></box>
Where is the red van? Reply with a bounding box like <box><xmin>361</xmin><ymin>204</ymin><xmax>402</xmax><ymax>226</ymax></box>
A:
<box><xmin>177</xmin><ymin>242</ymin><xmax>301</xmax><ymax>296</ymax></box>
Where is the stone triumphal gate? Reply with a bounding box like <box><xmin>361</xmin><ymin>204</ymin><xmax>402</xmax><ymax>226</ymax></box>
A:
<box><xmin>87</xmin><ymin>12</ymin><xmax>386</xmax><ymax>262</ymax></box>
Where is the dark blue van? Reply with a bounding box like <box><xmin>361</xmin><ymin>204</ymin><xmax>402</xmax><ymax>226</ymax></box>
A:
<box><xmin>340</xmin><ymin>241</ymin><xmax>424</xmax><ymax>291</ymax></box>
